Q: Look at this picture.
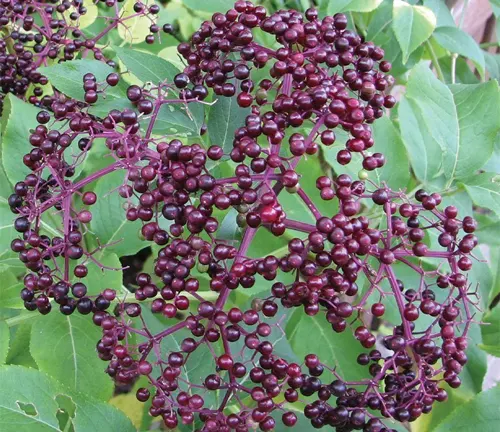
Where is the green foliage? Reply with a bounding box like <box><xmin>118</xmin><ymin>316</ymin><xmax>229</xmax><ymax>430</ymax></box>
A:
<box><xmin>459</xmin><ymin>173</ymin><xmax>500</xmax><ymax>217</ymax></box>
<box><xmin>0</xmin><ymin>366</ymin><xmax>135</xmax><ymax>432</ymax></box>
<box><xmin>40</xmin><ymin>60</ymin><xmax>126</xmax><ymax>102</ymax></box>
<box><xmin>89</xmin><ymin>170</ymin><xmax>147</xmax><ymax>258</ymax></box>
<box><xmin>392</xmin><ymin>0</ymin><xmax>436</xmax><ymax>63</ymax></box>
<box><xmin>208</xmin><ymin>94</ymin><xmax>251</xmax><ymax>152</ymax></box>
<box><xmin>286</xmin><ymin>309</ymin><xmax>367</xmax><ymax>382</ymax></box>
<box><xmin>480</xmin><ymin>306</ymin><xmax>500</xmax><ymax>357</ymax></box>
<box><xmin>30</xmin><ymin>313</ymin><xmax>114</xmax><ymax>401</ymax></box>
<box><xmin>114</xmin><ymin>47</ymin><xmax>180</xmax><ymax>85</ymax></box>
<box><xmin>1</xmin><ymin>95</ymin><xmax>41</xmax><ymax>184</ymax></box>
<box><xmin>433</xmin><ymin>385</ymin><xmax>500</xmax><ymax>432</ymax></box>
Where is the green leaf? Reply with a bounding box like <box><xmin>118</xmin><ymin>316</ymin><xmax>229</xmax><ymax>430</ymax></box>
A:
<box><xmin>286</xmin><ymin>309</ymin><xmax>367</xmax><ymax>381</ymax></box>
<box><xmin>371</xmin><ymin>116</ymin><xmax>410</xmax><ymax>190</ymax></box>
<box><xmin>434</xmin><ymin>26</ymin><xmax>485</xmax><ymax>79</ymax></box>
<box><xmin>398</xmin><ymin>64</ymin><xmax>499</xmax><ymax>184</ymax></box>
<box><xmin>30</xmin><ymin>313</ymin><xmax>114</xmax><ymax>401</ymax></box>
<box><xmin>327</xmin><ymin>0</ymin><xmax>383</xmax><ymax>14</ymax></box>
<box><xmin>114</xmin><ymin>46</ymin><xmax>180</xmax><ymax>85</ymax></box>
<box><xmin>182</xmin><ymin>0</ymin><xmax>235</xmax><ymax>13</ymax></box>
<box><xmin>151</xmin><ymin>102</ymin><xmax>205</xmax><ymax>137</ymax></box>
<box><xmin>117</xmin><ymin>0</ymin><xmax>156</xmax><ymax>44</ymax></box>
<box><xmin>0</xmin><ymin>268</ymin><xmax>23</xmax><ymax>309</ymax></box>
<box><xmin>448</xmin><ymin>81</ymin><xmax>500</xmax><ymax>178</ymax></box>
<box><xmin>208</xmin><ymin>95</ymin><xmax>250</xmax><ymax>152</ymax></box>
<box><xmin>481</xmin><ymin>307</ymin><xmax>500</xmax><ymax>357</ymax></box>
<box><xmin>433</xmin><ymin>386</ymin><xmax>500</xmax><ymax>432</ymax></box>
<box><xmin>0</xmin><ymin>365</ymin><xmax>135</xmax><ymax>432</ymax></box>
<box><xmin>460</xmin><ymin>172</ymin><xmax>500</xmax><ymax>217</ymax></box>
<box><xmin>392</xmin><ymin>0</ymin><xmax>436</xmax><ymax>63</ymax></box>
<box><xmin>423</xmin><ymin>0</ymin><xmax>455</xmax><ymax>27</ymax></box>
<box><xmin>0</xmin><ymin>365</ymin><xmax>63</xmax><ymax>431</ymax></box>
<box><xmin>0</xmin><ymin>321</ymin><xmax>9</xmax><ymax>365</ymax></box>
<box><xmin>6</xmin><ymin>323</ymin><xmax>37</xmax><ymax>368</ymax></box>
<box><xmin>397</xmin><ymin>63</ymin><xmax>452</xmax><ymax>183</ymax></box>
<box><xmin>1</xmin><ymin>95</ymin><xmax>41</xmax><ymax>184</ymax></box>
<box><xmin>71</xmin><ymin>395</ymin><xmax>136</xmax><ymax>431</ymax></box>
<box><xmin>39</xmin><ymin>59</ymin><xmax>125</xmax><ymax>102</ymax></box>
<box><xmin>90</xmin><ymin>169</ymin><xmax>146</xmax><ymax>258</ymax></box>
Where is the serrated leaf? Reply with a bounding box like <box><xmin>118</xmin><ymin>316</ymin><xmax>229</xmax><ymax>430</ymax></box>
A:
<box><xmin>90</xmin><ymin>169</ymin><xmax>146</xmax><ymax>258</ymax></box>
<box><xmin>114</xmin><ymin>47</ymin><xmax>180</xmax><ymax>85</ymax></box>
<box><xmin>481</xmin><ymin>307</ymin><xmax>500</xmax><ymax>357</ymax></box>
<box><xmin>151</xmin><ymin>102</ymin><xmax>205</xmax><ymax>137</ymax></box>
<box><xmin>371</xmin><ymin>115</ymin><xmax>410</xmax><ymax>190</ymax></box>
<box><xmin>327</xmin><ymin>0</ymin><xmax>383</xmax><ymax>14</ymax></box>
<box><xmin>0</xmin><ymin>365</ymin><xmax>63</xmax><ymax>431</ymax></box>
<box><xmin>448</xmin><ymin>81</ymin><xmax>500</xmax><ymax>178</ymax></box>
<box><xmin>393</xmin><ymin>0</ymin><xmax>436</xmax><ymax>63</ymax></box>
<box><xmin>39</xmin><ymin>59</ymin><xmax>126</xmax><ymax>102</ymax></box>
<box><xmin>398</xmin><ymin>94</ymin><xmax>444</xmax><ymax>183</ymax></box>
<box><xmin>0</xmin><ymin>321</ymin><xmax>9</xmax><ymax>365</ymax></box>
<box><xmin>208</xmin><ymin>95</ymin><xmax>250</xmax><ymax>152</ymax></box>
<box><xmin>0</xmin><ymin>268</ymin><xmax>23</xmax><ymax>309</ymax></box>
<box><xmin>71</xmin><ymin>395</ymin><xmax>136</xmax><ymax>431</ymax></box>
<box><xmin>1</xmin><ymin>95</ymin><xmax>41</xmax><ymax>184</ymax></box>
<box><xmin>398</xmin><ymin>64</ymin><xmax>499</xmax><ymax>184</ymax></box>
<box><xmin>460</xmin><ymin>172</ymin><xmax>500</xmax><ymax>217</ymax></box>
<box><xmin>0</xmin><ymin>366</ymin><xmax>135</xmax><ymax>432</ymax></box>
<box><xmin>286</xmin><ymin>309</ymin><xmax>367</xmax><ymax>381</ymax></box>
<box><xmin>30</xmin><ymin>313</ymin><xmax>114</xmax><ymax>401</ymax></box>
<box><xmin>182</xmin><ymin>0</ymin><xmax>235</xmax><ymax>13</ymax></box>
<box><xmin>117</xmin><ymin>0</ymin><xmax>156</xmax><ymax>44</ymax></box>
<box><xmin>433</xmin><ymin>386</ymin><xmax>500</xmax><ymax>432</ymax></box>
<box><xmin>63</xmin><ymin>0</ymin><xmax>97</xmax><ymax>30</ymax></box>
<box><xmin>423</xmin><ymin>0</ymin><xmax>455</xmax><ymax>27</ymax></box>
<box><xmin>434</xmin><ymin>26</ymin><xmax>485</xmax><ymax>79</ymax></box>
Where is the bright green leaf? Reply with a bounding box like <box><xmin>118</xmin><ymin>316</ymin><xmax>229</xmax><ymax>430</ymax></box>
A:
<box><xmin>0</xmin><ymin>365</ymin><xmax>63</xmax><ymax>431</ymax></box>
<box><xmin>327</xmin><ymin>0</ymin><xmax>383</xmax><ymax>15</ymax></box>
<box><xmin>286</xmin><ymin>309</ymin><xmax>367</xmax><ymax>381</ymax></box>
<box><xmin>460</xmin><ymin>172</ymin><xmax>500</xmax><ymax>217</ymax></box>
<box><xmin>182</xmin><ymin>0</ymin><xmax>235</xmax><ymax>13</ymax></box>
<box><xmin>481</xmin><ymin>307</ymin><xmax>500</xmax><ymax>357</ymax></box>
<box><xmin>117</xmin><ymin>0</ymin><xmax>156</xmax><ymax>44</ymax></box>
<box><xmin>0</xmin><ymin>322</ymin><xmax>9</xmax><ymax>365</ymax></box>
<box><xmin>114</xmin><ymin>46</ymin><xmax>180</xmax><ymax>85</ymax></box>
<box><xmin>208</xmin><ymin>94</ymin><xmax>250</xmax><ymax>152</ymax></box>
<box><xmin>40</xmin><ymin>60</ymin><xmax>126</xmax><ymax>102</ymax></box>
<box><xmin>423</xmin><ymin>0</ymin><xmax>455</xmax><ymax>27</ymax></box>
<box><xmin>397</xmin><ymin>67</ymin><xmax>450</xmax><ymax>183</ymax></box>
<box><xmin>30</xmin><ymin>313</ymin><xmax>114</xmax><ymax>401</ymax></box>
<box><xmin>1</xmin><ymin>95</ymin><xmax>41</xmax><ymax>184</ymax></box>
<box><xmin>433</xmin><ymin>386</ymin><xmax>500</xmax><ymax>432</ymax></box>
<box><xmin>434</xmin><ymin>26</ymin><xmax>485</xmax><ymax>78</ymax></box>
<box><xmin>393</xmin><ymin>0</ymin><xmax>436</xmax><ymax>63</ymax></box>
<box><xmin>372</xmin><ymin>115</ymin><xmax>410</xmax><ymax>190</ymax></box>
<box><xmin>90</xmin><ymin>169</ymin><xmax>147</xmax><ymax>258</ymax></box>
<box><xmin>151</xmin><ymin>102</ymin><xmax>205</xmax><ymax>137</ymax></box>
<box><xmin>448</xmin><ymin>81</ymin><xmax>500</xmax><ymax>178</ymax></box>
<box><xmin>0</xmin><ymin>366</ymin><xmax>135</xmax><ymax>432</ymax></box>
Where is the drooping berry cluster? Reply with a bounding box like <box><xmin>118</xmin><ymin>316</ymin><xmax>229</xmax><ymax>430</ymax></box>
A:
<box><xmin>8</xmin><ymin>2</ymin><xmax>480</xmax><ymax>431</ymax></box>
<box><xmin>0</xmin><ymin>0</ymin><xmax>170</xmax><ymax>112</ymax></box>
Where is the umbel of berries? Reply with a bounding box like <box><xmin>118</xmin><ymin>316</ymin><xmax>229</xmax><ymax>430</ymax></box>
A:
<box><xmin>9</xmin><ymin>1</ymin><xmax>480</xmax><ymax>431</ymax></box>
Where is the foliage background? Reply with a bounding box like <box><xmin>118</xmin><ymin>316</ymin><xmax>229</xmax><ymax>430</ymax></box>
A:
<box><xmin>1</xmin><ymin>0</ymin><xmax>500</xmax><ymax>431</ymax></box>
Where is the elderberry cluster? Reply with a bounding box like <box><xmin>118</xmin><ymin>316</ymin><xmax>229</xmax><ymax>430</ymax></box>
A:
<box><xmin>0</xmin><ymin>0</ymin><xmax>170</xmax><ymax>113</ymax></box>
<box><xmin>8</xmin><ymin>2</ymin><xmax>480</xmax><ymax>431</ymax></box>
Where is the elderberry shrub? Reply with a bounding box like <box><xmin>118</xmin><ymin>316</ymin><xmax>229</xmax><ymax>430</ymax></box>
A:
<box><xmin>0</xmin><ymin>0</ymin><xmax>169</xmax><ymax>113</ymax></box>
<box><xmin>8</xmin><ymin>2</ymin><xmax>479</xmax><ymax>431</ymax></box>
